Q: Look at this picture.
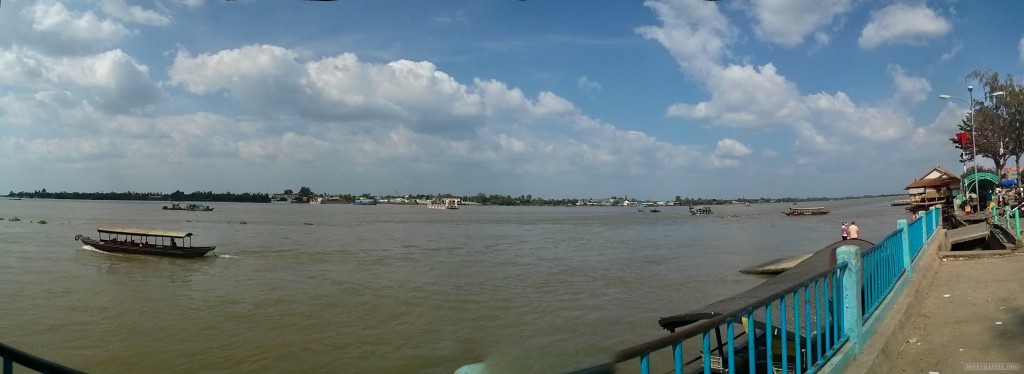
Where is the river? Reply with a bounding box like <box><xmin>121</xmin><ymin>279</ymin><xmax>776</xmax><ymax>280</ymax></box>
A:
<box><xmin>0</xmin><ymin>197</ymin><xmax>909</xmax><ymax>373</ymax></box>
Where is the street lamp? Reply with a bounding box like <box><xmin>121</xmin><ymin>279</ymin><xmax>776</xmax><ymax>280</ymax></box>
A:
<box><xmin>940</xmin><ymin>87</ymin><xmax>1005</xmax><ymax>210</ymax></box>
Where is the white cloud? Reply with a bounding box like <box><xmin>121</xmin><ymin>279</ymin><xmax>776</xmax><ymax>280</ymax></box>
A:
<box><xmin>99</xmin><ymin>0</ymin><xmax>172</xmax><ymax>26</ymax></box>
<box><xmin>940</xmin><ymin>40</ymin><xmax>962</xmax><ymax>63</ymax></box>
<box><xmin>0</xmin><ymin>47</ymin><xmax>163</xmax><ymax>114</ymax></box>
<box><xmin>667</xmin><ymin>63</ymin><xmax>805</xmax><ymax>129</ymax></box>
<box><xmin>859</xmin><ymin>4</ymin><xmax>951</xmax><ymax>49</ymax></box>
<box><xmin>747</xmin><ymin>0</ymin><xmax>853</xmax><ymax>47</ymax></box>
<box><xmin>635</xmin><ymin>0</ymin><xmax>737</xmax><ymax>76</ymax></box>
<box><xmin>20</xmin><ymin>1</ymin><xmax>133</xmax><ymax>55</ymax></box>
<box><xmin>172</xmin><ymin>0</ymin><xmax>206</xmax><ymax>9</ymax></box>
<box><xmin>641</xmin><ymin>0</ymin><xmax>922</xmax><ymax>173</ymax></box>
<box><xmin>804</xmin><ymin>91</ymin><xmax>913</xmax><ymax>142</ymax></box>
<box><xmin>161</xmin><ymin>44</ymin><xmax>733</xmax><ymax>178</ymax></box>
<box><xmin>577</xmin><ymin>76</ymin><xmax>601</xmax><ymax>96</ymax></box>
<box><xmin>888</xmin><ymin>65</ymin><xmax>931</xmax><ymax>103</ymax></box>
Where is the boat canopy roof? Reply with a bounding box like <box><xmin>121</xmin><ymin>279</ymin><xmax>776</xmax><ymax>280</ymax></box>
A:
<box><xmin>789</xmin><ymin>206</ymin><xmax>827</xmax><ymax>210</ymax></box>
<box><xmin>97</xmin><ymin>226</ymin><xmax>193</xmax><ymax>238</ymax></box>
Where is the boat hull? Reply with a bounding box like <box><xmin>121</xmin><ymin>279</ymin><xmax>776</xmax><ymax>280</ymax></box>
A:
<box><xmin>783</xmin><ymin>211</ymin><xmax>830</xmax><ymax>216</ymax></box>
<box><xmin>76</xmin><ymin>236</ymin><xmax>215</xmax><ymax>258</ymax></box>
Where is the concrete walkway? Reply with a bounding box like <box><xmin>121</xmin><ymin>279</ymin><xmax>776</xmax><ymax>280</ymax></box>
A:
<box><xmin>887</xmin><ymin>254</ymin><xmax>1024</xmax><ymax>373</ymax></box>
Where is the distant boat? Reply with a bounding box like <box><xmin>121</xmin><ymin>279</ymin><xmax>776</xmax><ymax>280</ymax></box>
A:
<box><xmin>162</xmin><ymin>202</ymin><xmax>213</xmax><ymax>211</ymax></box>
<box><xmin>354</xmin><ymin>198</ymin><xmax>377</xmax><ymax>205</ymax></box>
<box><xmin>783</xmin><ymin>206</ymin><xmax>830</xmax><ymax>216</ymax></box>
<box><xmin>429</xmin><ymin>198</ymin><xmax>459</xmax><ymax>209</ymax></box>
<box><xmin>649</xmin><ymin>207</ymin><xmax>661</xmax><ymax>213</ymax></box>
<box><xmin>162</xmin><ymin>202</ymin><xmax>186</xmax><ymax>210</ymax></box>
<box><xmin>74</xmin><ymin>226</ymin><xmax>216</xmax><ymax>258</ymax></box>
<box><xmin>688</xmin><ymin>206</ymin><xmax>713</xmax><ymax>215</ymax></box>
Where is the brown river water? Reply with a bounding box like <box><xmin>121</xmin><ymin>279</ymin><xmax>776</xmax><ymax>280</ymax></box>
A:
<box><xmin>0</xmin><ymin>197</ymin><xmax>909</xmax><ymax>373</ymax></box>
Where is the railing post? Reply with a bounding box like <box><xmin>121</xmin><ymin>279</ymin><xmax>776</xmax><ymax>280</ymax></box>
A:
<box><xmin>897</xmin><ymin>219</ymin><xmax>912</xmax><ymax>278</ymax></box>
<box><xmin>1016</xmin><ymin>209</ymin><xmax>1021</xmax><ymax>238</ymax></box>
<box><xmin>930</xmin><ymin>206</ymin><xmax>938</xmax><ymax>236</ymax></box>
<box><xmin>920</xmin><ymin>211</ymin><xmax>928</xmax><ymax>249</ymax></box>
<box><xmin>836</xmin><ymin>245</ymin><xmax>864</xmax><ymax>353</ymax></box>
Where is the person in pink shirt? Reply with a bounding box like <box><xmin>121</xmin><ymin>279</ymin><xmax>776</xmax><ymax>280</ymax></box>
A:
<box><xmin>841</xmin><ymin>222</ymin><xmax>849</xmax><ymax>240</ymax></box>
<box><xmin>848</xmin><ymin>221</ymin><xmax>859</xmax><ymax>239</ymax></box>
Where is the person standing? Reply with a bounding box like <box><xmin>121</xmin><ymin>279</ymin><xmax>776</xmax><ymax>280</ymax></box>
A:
<box><xmin>841</xmin><ymin>222</ymin><xmax>849</xmax><ymax>240</ymax></box>
<box><xmin>848</xmin><ymin>221</ymin><xmax>859</xmax><ymax>239</ymax></box>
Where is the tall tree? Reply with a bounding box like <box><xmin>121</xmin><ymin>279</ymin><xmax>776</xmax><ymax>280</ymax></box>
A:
<box><xmin>954</xmin><ymin>70</ymin><xmax>1020</xmax><ymax>175</ymax></box>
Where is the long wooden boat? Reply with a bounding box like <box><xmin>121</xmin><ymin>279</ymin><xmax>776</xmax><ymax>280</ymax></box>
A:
<box><xmin>74</xmin><ymin>226</ymin><xmax>216</xmax><ymax>258</ymax></box>
<box><xmin>783</xmin><ymin>206</ymin><xmax>830</xmax><ymax>216</ymax></box>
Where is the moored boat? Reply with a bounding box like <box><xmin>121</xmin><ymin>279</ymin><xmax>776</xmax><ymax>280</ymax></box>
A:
<box><xmin>74</xmin><ymin>226</ymin><xmax>216</xmax><ymax>258</ymax></box>
<box><xmin>783</xmin><ymin>206</ymin><xmax>830</xmax><ymax>216</ymax></box>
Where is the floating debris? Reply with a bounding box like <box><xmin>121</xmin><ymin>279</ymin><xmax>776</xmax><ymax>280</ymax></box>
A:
<box><xmin>239</xmin><ymin>220</ymin><xmax>247</xmax><ymax>224</ymax></box>
<box><xmin>9</xmin><ymin>216</ymin><xmax>21</xmax><ymax>222</ymax></box>
<box><xmin>37</xmin><ymin>219</ymin><xmax>47</xmax><ymax>224</ymax></box>
<box><xmin>303</xmin><ymin>222</ymin><xmax>314</xmax><ymax>225</ymax></box>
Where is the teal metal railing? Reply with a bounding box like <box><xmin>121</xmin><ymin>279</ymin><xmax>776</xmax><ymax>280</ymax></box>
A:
<box><xmin>572</xmin><ymin>206</ymin><xmax>942</xmax><ymax>374</ymax></box>
<box><xmin>991</xmin><ymin>205</ymin><xmax>1021</xmax><ymax>238</ymax></box>
<box><xmin>908</xmin><ymin>215</ymin><xmax>924</xmax><ymax>260</ymax></box>
<box><xmin>860</xmin><ymin>229</ymin><xmax>904</xmax><ymax>320</ymax></box>
<box><xmin>571</xmin><ymin>264</ymin><xmax>847</xmax><ymax>374</ymax></box>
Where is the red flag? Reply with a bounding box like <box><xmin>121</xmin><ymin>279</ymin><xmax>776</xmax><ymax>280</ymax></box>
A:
<box><xmin>956</xmin><ymin>132</ymin><xmax>970</xmax><ymax>148</ymax></box>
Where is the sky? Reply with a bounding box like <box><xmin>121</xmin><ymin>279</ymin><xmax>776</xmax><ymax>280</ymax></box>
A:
<box><xmin>1</xmin><ymin>0</ymin><xmax>1022</xmax><ymax>199</ymax></box>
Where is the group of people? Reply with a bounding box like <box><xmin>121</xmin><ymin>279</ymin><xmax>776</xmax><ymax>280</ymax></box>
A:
<box><xmin>840</xmin><ymin>221</ymin><xmax>859</xmax><ymax>240</ymax></box>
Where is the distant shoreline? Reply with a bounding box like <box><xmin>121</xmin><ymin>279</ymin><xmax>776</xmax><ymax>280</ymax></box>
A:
<box><xmin>5</xmin><ymin>191</ymin><xmax>904</xmax><ymax>206</ymax></box>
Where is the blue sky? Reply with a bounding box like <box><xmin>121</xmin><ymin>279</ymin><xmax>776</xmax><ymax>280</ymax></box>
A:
<box><xmin>1</xmin><ymin>0</ymin><xmax>1020</xmax><ymax>199</ymax></box>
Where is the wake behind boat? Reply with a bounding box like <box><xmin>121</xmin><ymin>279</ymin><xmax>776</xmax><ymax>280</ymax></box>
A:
<box><xmin>74</xmin><ymin>226</ymin><xmax>216</xmax><ymax>258</ymax></box>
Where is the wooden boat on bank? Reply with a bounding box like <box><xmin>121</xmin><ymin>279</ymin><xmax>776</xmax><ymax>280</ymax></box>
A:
<box><xmin>783</xmin><ymin>206</ymin><xmax>830</xmax><ymax>216</ymax></box>
<box><xmin>74</xmin><ymin>227</ymin><xmax>216</xmax><ymax>258</ymax></box>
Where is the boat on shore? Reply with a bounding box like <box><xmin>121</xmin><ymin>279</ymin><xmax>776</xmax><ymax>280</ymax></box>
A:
<box><xmin>783</xmin><ymin>206</ymin><xmax>829</xmax><ymax>216</ymax></box>
<box><xmin>74</xmin><ymin>226</ymin><xmax>216</xmax><ymax>258</ymax></box>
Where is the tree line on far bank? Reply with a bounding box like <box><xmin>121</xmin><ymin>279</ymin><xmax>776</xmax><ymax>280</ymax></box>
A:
<box><xmin>6</xmin><ymin>189</ymin><xmax>900</xmax><ymax>206</ymax></box>
<box><xmin>6</xmin><ymin>189</ymin><xmax>270</xmax><ymax>203</ymax></box>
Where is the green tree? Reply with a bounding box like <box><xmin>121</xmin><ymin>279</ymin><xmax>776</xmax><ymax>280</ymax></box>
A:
<box><xmin>961</xmin><ymin>70</ymin><xmax>1019</xmax><ymax>175</ymax></box>
<box><xmin>298</xmin><ymin>186</ymin><xmax>313</xmax><ymax>197</ymax></box>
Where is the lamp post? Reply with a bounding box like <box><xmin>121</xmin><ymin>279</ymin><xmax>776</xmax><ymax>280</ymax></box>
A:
<box><xmin>940</xmin><ymin>88</ymin><xmax>1005</xmax><ymax>210</ymax></box>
